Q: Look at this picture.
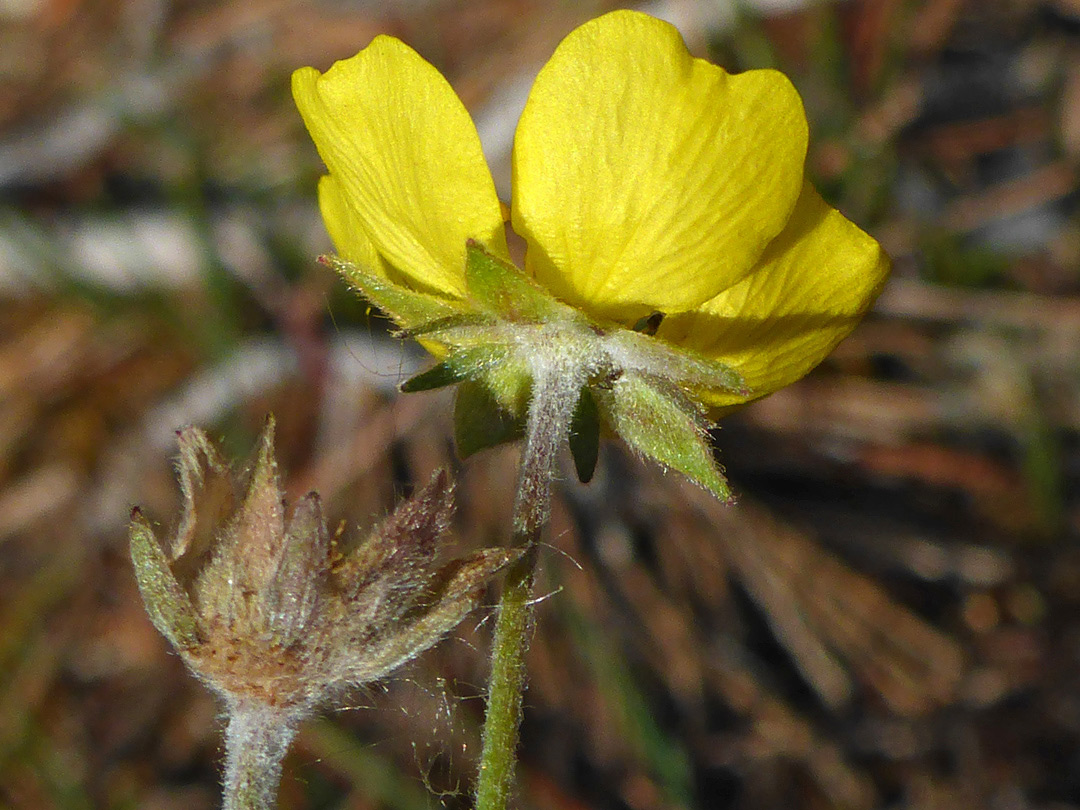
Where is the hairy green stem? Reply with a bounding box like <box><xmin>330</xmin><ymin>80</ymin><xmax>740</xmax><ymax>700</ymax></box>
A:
<box><xmin>474</xmin><ymin>549</ymin><xmax>537</xmax><ymax>810</ymax></box>
<box><xmin>475</xmin><ymin>359</ymin><xmax>579</xmax><ymax>810</ymax></box>
<box><xmin>222</xmin><ymin>699</ymin><xmax>300</xmax><ymax>810</ymax></box>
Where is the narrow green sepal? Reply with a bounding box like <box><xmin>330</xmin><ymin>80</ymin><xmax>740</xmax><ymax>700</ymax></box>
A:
<box><xmin>464</xmin><ymin>240</ymin><xmax>569</xmax><ymax>322</ymax></box>
<box><xmin>606</xmin><ymin>328</ymin><xmax>747</xmax><ymax>398</ymax></box>
<box><xmin>321</xmin><ymin>254</ymin><xmax>462</xmax><ymax>330</ymax></box>
<box><xmin>569</xmin><ymin>386</ymin><xmax>600</xmax><ymax>483</ymax></box>
<box><xmin>401</xmin><ymin>346</ymin><xmax>509</xmax><ymax>393</ymax></box>
<box><xmin>401</xmin><ymin>360</ymin><xmax>469</xmax><ymax>393</ymax></box>
<box><xmin>454</xmin><ymin>380</ymin><xmax>526</xmax><ymax>459</ymax></box>
<box><xmin>598</xmin><ymin>373</ymin><xmax>733</xmax><ymax>503</ymax></box>
<box><xmin>397</xmin><ymin>312</ymin><xmax>496</xmax><ymax>342</ymax></box>
<box><xmin>129</xmin><ymin>509</ymin><xmax>203</xmax><ymax>650</ymax></box>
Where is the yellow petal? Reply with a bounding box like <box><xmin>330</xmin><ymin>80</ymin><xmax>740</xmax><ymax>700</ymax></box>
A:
<box><xmin>656</xmin><ymin>182</ymin><xmax>890</xmax><ymax>409</ymax></box>
<box><xmin>511</xmin><ymin>10</ymin><xmax>807</xmax><ymax>320</ymax></box>
<box><xmin>293</xmin><ymin>37</ymin><xmax>507</xmax><ymax>299</ymax></box>
<box><xmin>318</xmin><ymin>174</ymin><xmax>386</xmax><ymax>274</ymax></box>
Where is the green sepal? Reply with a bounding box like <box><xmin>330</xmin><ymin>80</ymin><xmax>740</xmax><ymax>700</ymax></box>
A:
<box><xmin>479</xmin><ymin>353</ymin><xmax>532</xmax><ymax>413</ymax></box>
<box><xmin>129</xmin><ymin>509</ymin><xmax>203</xmax><ymax>651</ymax></box>
<box><xmin>321</xmin><ymin>254</ymin><xmax>463</xmax><ymax>330</ymax></box>
<box><xmin>454</xmin><ymin>380</ymin><xmax>527</xmax><ymax>458</ymax></box>
<box><xmin>398</xmin><ymin>313</ymin><xmax>496</xmax><ymax>343</ymax></box>
<box><xmin>401</xmin><ymin>346</ymin><xmax>510</xmax><ymax>393</ymax></box>
<box><xmin>464</xmin><ymin>240</ymin><xmax>569</xmax><ymax>322</ymax></box>
<box><xmin>597</xmin><ymin>373</ymin><xmax>733</xmax><ymax>503</ymax></box>
<box><xmin>569</xmin><ymin>386</ymin><xmax>600</xmax><ymax>483</ymax></box>
<box><xmin>606</xmin><ymin>328</ymin><xmax>747</xmax><ymax>397</ymax></box>
<box><xmin>401</xmin><ymin>360</ymin><xmax>468</xmax><ymax>393</ymax></box>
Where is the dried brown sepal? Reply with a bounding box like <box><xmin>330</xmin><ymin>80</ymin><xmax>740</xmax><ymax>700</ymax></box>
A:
<box><xmin>173</xmin><ymin>425</ymin><xmax>235</xmax><ymax>572</ymax></box>
<box><xmin>266</xmin><ymin>493</ymin><xmax>327</xmax><ymax>648</ymax></box>
<box><xmin>332</xmin><ymin>542</ymin><xmax>525</xmax><ymax>686</ymax></box>
<box><xmin>193</xmin><ymin>420</ymin><xmax>289</xmax><ymax>640</ymax></box>
<box><xmin>333</xmin><ymin>468</ymin><xmax>455</xmax><ymax>607</ymax></box>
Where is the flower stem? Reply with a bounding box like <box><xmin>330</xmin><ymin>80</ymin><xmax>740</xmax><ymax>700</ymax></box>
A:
<box><xmin>222</xmin><ymin>699</ymin><xmax>300</xmax><ymax>810</ymax></box>
<box><xmin>475</xmin><ymin>360</ymin><xmax>578</xmax><ymax>810</ymax></box>
<box><xmin>474</xmin><ymin>549</ymin><xmax>536</xmax><ymax>810</ymax></box>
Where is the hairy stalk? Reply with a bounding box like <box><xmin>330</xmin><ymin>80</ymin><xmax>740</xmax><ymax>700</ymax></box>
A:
<box><xmin>475</xmin><ymin>357</ymin><xmax>580</xmax><ymax>810</ymax></box>
<box><xmin>222</xmin><ymin>700</ymin><xmax>301</xmax><ymax>810</ymax></box>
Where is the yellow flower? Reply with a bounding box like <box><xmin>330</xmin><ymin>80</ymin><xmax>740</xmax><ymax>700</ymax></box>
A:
<box><xmin>294</xmin><ymin>10</ymin><xmax>886</xmax><ymax>404</ymax></box>
<box><xmin>292</xmin><ymin>9</ymin><xmax>889</xmax><ymax>499</ymax></box>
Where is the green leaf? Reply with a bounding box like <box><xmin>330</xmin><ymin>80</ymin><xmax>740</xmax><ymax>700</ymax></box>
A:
<box><xmin>464</xmin><ymin>241</ymin><xmax>568</xmax><ymax>322</ymax></box>
<box><xmin>569</xmin><ymin>386</ymin><xmax>600</xmax><ymax>483</ymax></box>
<box><xmin>454</xmin><ymin>380</ymin><xmax>526</xmax><ymax>458</ymax></box>
<box><xmin>322</xmin><ymin>254</ymin><xmax>463</xmax><ymax>330</ymax></box>
<box><xmin>401</xmin><ymin>346</ymin><xmax>509</xmax><ymax>393</ymax></box>
<box><xmin>597</xmin><ymin>373</ymin><xmax>732</xmax><ymax>503</ymax></box>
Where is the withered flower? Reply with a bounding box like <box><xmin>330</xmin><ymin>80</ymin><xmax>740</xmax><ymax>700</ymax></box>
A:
<box><xmin>130</xmin><ymin>418</ymin><xmax>520</xmax><ymax>810</ymax></box>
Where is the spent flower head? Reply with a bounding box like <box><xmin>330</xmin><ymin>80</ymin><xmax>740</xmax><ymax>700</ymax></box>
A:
<box><xmin>131</xmin><ymin>419</ymin><xmax>522</xmax><ymax>808</ymax></box>
<box><xmin>130</xmin><ymin>417</ymin><xmax>519</xmax><ymax>715</ymax></box>
<box><xmin>293</xmin><ymin>10</ymin><xmax>889</xmax><ymax>501</ymax></box>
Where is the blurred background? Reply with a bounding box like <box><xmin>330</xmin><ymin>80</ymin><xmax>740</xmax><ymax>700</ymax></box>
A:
<box><xmin>2</xmin><ymin>0</ymin><xmax>1080</xmax><ymax>807</ymax></box>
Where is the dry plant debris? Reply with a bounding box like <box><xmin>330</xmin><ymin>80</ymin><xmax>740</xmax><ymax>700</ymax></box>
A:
<box><xmin>1</xmin><ymin>0</ymin><xmax>1080</xmax><ymax>808</ymax></box>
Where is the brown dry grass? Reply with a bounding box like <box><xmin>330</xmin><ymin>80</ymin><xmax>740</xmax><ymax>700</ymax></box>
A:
<box><xmin>1</xmin><ymin>1</ymin><xmax>1079</xmax><ymax>808</ymax></box>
